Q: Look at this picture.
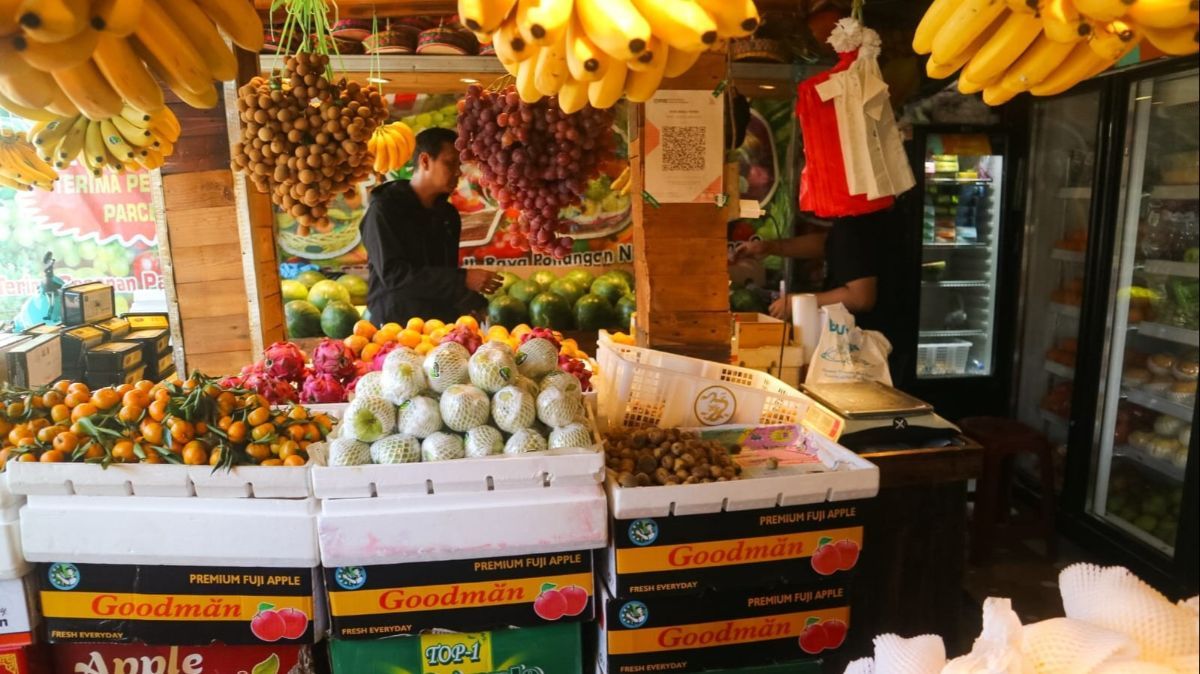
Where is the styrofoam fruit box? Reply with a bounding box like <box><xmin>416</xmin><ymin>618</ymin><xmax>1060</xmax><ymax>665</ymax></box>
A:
<box><xmin>318</xmin><ymin>484</ymin><xmax>607</xmax><ymax>566</ymax></box>
<box><xmin>0</xmin><ymin>471</ymin><xmax>21</xmax><ymax>508</ymax></box>
<box><xmin>1</xmin><ymin>503</ymin><xmax>29</xmax><ymax>580</ymax></box>
<box><xmin>595</xmin><ymin>332</ymin><xmax>813</xmax><ymax>431</ymax></box>
<box><xmin>2</xmin><ymin>404</ymin><xmax>347</xmax><ymax>499</ymax></box>
<box><xmin>605</xmin><ymin>424</ymin><xmax>879</xmax><ymax>519</ymax></box>
<box><xmin>311</xmin><ymin>408</ymin><xmax>604</xmax><ymax>498</ymax></box>
<box><xmin>20</xmin><ymin>495</ymin><xmax>319</xmax><ymax>567</ymax></box>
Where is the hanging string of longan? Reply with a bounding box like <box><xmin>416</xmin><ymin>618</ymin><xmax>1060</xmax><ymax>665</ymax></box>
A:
<box><xmin>231</xmin><ymin>0</ymin><xmax>389</xmax><ymax>234</ymax></box>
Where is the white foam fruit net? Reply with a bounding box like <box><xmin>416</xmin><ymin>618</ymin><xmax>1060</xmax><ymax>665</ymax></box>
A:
<box><xmin>1020</xmin><ymin>617</ymin><xmax>1140</xmax><ymax>674</ymax></box>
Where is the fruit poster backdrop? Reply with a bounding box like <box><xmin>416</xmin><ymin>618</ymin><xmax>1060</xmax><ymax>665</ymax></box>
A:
<box><xmin>275</xmin><ymin>94</ymin><xmax>633</xmax><ymax>282</ymax></box>
<box><xmin>0</xmin><ymin>164</ymin><xmax>164</xmax><ymax>321</ymax></box>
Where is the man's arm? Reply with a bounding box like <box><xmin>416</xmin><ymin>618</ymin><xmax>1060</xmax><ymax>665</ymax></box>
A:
<box><xmin>733</xmin><ymin>232</ymin><xmax>828</xmax><ymax>262</ymax></box>
<box><xmin>816</xmin><ymin>276</ymin><xmax>878</xmax><ymax>313</ymax></box>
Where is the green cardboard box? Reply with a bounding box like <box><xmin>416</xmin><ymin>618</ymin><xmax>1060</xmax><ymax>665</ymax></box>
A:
<box><xmin>329</xmin><ymin>623</ymin><xmax>582</xmax><ymax>674</ymax></box>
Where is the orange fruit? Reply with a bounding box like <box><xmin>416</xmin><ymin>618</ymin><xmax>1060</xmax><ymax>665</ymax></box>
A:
<box><xmin>353</xmin><ymin>320</ymin><xmax>377</xmax><ymax>339</ymax></box>
<box><xmin>5</xmin><ymin>402</ymin><xmax>24</xmax><ymax>418</ymax></box>
<box><xmin>283</xmin><ymin>454</ymin><xmax>306</xmax><ymax>467</ymax></box>
<box><xmin>456</xmin><ymin>315</ymin><xmax>479</xmax><ymax>331</ymax></box>
<box><xmin>36</xmin><ymin>425</ymin><xmax>64</xmax><ymax>443</ymax></box>
<box><xmin>415</xmin><ymin>342</ymin><xmax>434</xmax><ymax>356</ymax></box>
<box><xmin>429</xmin><ymin>327</ymin><xmax>448</xmax><ymax>343</ymax></box>
<box><xmin>71</xmin><ymin>403</ymin><xmax>99</xmax><ymax>423</ymax></box>
<box><xmin>122</xmin><ymin>389</ymin><xmax>149</xmax><ymax>409</ymax></box>
<box><xmin>182</xmin><ymin>441</ymin><xmax>208</xmax><ymax>466</ymax></box>
<box><xmin>39</xmin><ymin>449</ymin><xmax>66</xmax><ymax>463</ymax></box>
<box><xmin>83</xmin><ymin>443</ymin><xmax>105</xmax><ymax>460</ymax></box>
<box><xmin>66</xmin><ymin>382</ymin><xmax>90</xmax><ymax>397</ymax></box>
<box><xmin>111</xmin><ymin>441</ymin><xmax>137</xmax><ymax>463</ymax></box>
<box><xmin>423</xmin><ymin>319</ymin><xmax>445</xmax><ymax>335</ymax></box>
<box><xmin>18</xmin><ymin>452</ymin><xmax>36</xmax><ymax>462</ymax></box>
<box><xmin>361</xmin><ymin>342</ymin><xmax>381</xmax><ymax>362</ymax></box>
<box><xmin>135</xmin><ymin>380</ymin><xmax>155</xmax><ymax>393</ymax></box>
<box><xmin>148</xmin><ymin>399</ymin><xmax>168</xmax><ymax>422</ymax></box>
<box><xmin>260</xmin><ymin>458</ymin><xmax>284</xmax><ymax>467</ymax></box>
<box><xmin>143</xmin><ymin>451</ymin><xmax>165</xmax><ymax>464</ymax></box>
<box><xmin>50</xmin><ymin>404</ymin><xmax>70</xmax><ymax>424</ymax></box>
<box><xmin>52</xmin><ymin>380</ymin><xmax>70</xmax><ymax>394</ymax></box>
<box><xmin>118</xmin><ymin>405</ymin><xmax>143</xmax><ymax>424</ymax></box>
<box><xmin>115</xmin><ymin>383</ymin><xmax>135</xmax><ymax>397</ymax></box>
<box><xmin>139</xmin><ymin>420</ymin><xmax>164</xmax><ymax>445</ymax></box>
<box><xmin>42</xmin><ymin>390</ymin><xmax>63</xmax><ymax>407</ymax></box>
<box><xmin>227</xmin><ymin>420</ymin><xmax>248</xmax><ymax>443</ymax></box>
<box><xmin>398</xmin><ymin>329</ymin><xmax>422</xmax><ymax>348</ymax></box>
<box><xmin>381</xmin><ymin>321</ymin><xmax>402</xmax><ymax>335</ymax></box>
<box><xmin>247</xmin><ymin>407</ymin><xmax>271</xmax><ymax>427</ymax></box>
<box><xmin>344</xmin><ymin>335</ymin><xmax>369</xmax><ymax>354</ymax></box>
<box><xmin>52</xmin><ymin>432</ymin><xmax>79</xmax><ymax>453</ymax></box>
<box><xmin>91</xmin><ymin>388</ymin><xmax>121</xmax><ymax>411</ymax></box>
<box><xmin>405</xmin><ymin>317</ymin><xmax>425</xmax><ymax>334</ymax></box>
<box><xmin>246</xmin><ymin>443</ymin><xmax>272</xmax><ymax>461</ymax></box>
<box><xmin>511</xmin><ymin>324</ymin><xmax>532</xmax><ymax>339</ymax></box>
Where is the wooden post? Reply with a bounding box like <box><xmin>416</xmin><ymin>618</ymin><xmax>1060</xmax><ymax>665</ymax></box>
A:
<box><xmin>630</xmin><ymin>53</ymin><xmax>732</xmax><ymax>362</ymax></box>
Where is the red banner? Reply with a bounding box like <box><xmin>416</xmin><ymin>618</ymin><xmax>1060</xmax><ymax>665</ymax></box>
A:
<box><xmin>18</xmin><ymin>165</ymin><xmax>157</xmax><ymax>247</ymax></box>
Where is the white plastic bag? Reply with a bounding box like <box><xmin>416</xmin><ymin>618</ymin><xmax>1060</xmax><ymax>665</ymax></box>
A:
<box><xmin>805</xmin><ymin>303</ymin><xmax>893</xmax><ymax>386</ymax></box>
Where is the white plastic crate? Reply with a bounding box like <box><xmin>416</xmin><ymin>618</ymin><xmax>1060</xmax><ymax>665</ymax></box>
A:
<box><xmin>917</xmin><ymin>340</ymin><xmax>971</xmax><ymax>376</ymax></box>
<box><xmin>595</xmin><ymin>333</ymin><xmax>813</xmax><ymax>430</ymax></box>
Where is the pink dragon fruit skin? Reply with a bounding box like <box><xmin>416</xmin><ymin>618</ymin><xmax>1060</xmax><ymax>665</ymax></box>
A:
<box><xmin>263</xmin><ymin>341</ymin><xmax>307</xmax><ymax>382</ymax></box>
<box><xmin>301</xmin><ymin>372</ymin><xmax>346</xmax><ymax>403</ymax></box>
<box><xmin>372</xmin><ymin>341</ymin><xmax>401</xmax><ymax>372</ymax></box>
<box><xmin>241</xmin><ymin>371</ymin><xmax>298</xmax><ymax>404</ymax></box>
<box><xmin>311</xmin><ymin>338</ymin><xmax>357</xmax><ymax>380</ymax></box>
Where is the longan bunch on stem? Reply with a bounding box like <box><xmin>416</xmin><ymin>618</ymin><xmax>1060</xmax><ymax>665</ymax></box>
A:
<box><xmin>457</xmin><ymin>84</ymin><xmax>614</xmax><ymax>258</ymax></box>
<box><xmin>231</xmin><ymin>52</ymin><xmax>388</xmax><ymax>234</ymax></box>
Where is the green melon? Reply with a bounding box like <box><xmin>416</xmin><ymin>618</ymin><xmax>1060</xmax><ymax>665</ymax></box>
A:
<box><xmin>295</xmin><ymin>270</ymin><xmax>326</xmax><ymax>288</ymax></box>
<box><xmin>607</xmin><ymin>269</ymin><xmax>635</xmax><ymax>289</ymax></box>
<box><xmin>575</xmin><ymin>294</ymin><xmax>614</xmax><ymax>331</ymax></box>
<box><xmin>308</xmin><ymin>280</ymin><xmax>351</xmax><ymax>311</ymax></box>
<box><xmin>336</xmin><ymin>274</ymin><xmax>369</xmax><ymax>305</ymax></box>
<box><xmin>616</xmin><ymin>295</ymin><xmax>637</xmax><ymax>332</ymax></box>
<box><xmin>590</xmin><ymin>277</ymin><xmax>626</xmax><ymax>305</ymax></box>
<box><xmin>281</xmin><ymin>280</ymin><xmax>309</xmax><ymax>303</ymax></box>
<box><xmin>530</xmin><ymin>292</ymin><xmax>573</xmax><ymax>330</ymax></box>
<box><xmin>508</xmin><ymin>279</ymin><xmax>543</xmax><ymax>304</ymax></box>
<box><xmin>488</xmin><ymin>295</ymin><xmax>529</xmax><ymax>329</ymax></box>
<box><xmin>321</xmin><ymin>300</ymin><xmax>359</xmax><ymax>338</ymax></box>
<box><xmin>548</xmin><ymin>278</ymin><xmax>585</xmax><ymax>307</ymax></box>
<box><xmin>565</xmin><ymin>269</ymin><xmax>594</xmax><ymax>290</ymax></box>
<box><xmin>531</xmin><ymin>270</ymin><xmax>558</xmax><ymax>288</ymax></box>
<box><xmin>495</xmin><ymin>271</ymin><xmax>520</xmax><ymax>296</ymax></box>
<box><xmin>285</xmin><ymin>300</ymin><xmax>322</xmax><ymax>338</ymax></box>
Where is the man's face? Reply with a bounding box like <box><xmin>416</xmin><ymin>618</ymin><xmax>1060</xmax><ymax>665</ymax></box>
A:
<box><xmin>420</xmin><ymin>143</ymin><xmax>461</xmax><ymax>195</ymax></box>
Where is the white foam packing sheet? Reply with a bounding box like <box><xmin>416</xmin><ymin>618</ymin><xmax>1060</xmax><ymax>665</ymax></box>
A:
<box><xmin>20</xmin><ymin>495</ymin><xmax>320</xmax><ymax>567</ymax></box>
<box><xmin>4</xmin><ymin>461</ymin><xmax>314</xmax><ymax>498</ymax></box>
<box><xmin>317</xmin><ymin>484</ymin><xmax>608</xmax><ymax>567</ymax></box>
<box><xmin>605</xmin><ymin>431</ymin><xmax>880</xmax><ymax>519</ymax></box>
<box><xmin>0</xmin><ymin>502</ymin><xmax>28</xmax><ymax>580</ymax></box>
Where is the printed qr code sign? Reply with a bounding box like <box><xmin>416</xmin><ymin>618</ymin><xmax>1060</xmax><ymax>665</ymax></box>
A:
<box><xmin>662</xmin><ymin>126</ymin><xmax>706</xmax><ymax>172</ymax></box>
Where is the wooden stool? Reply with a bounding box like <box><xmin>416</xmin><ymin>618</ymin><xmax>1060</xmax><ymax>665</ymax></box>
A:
<box><xmin>959</xmin><ymin>416</ymin><xmax>1058</xmax><ymax>564</ymax></box>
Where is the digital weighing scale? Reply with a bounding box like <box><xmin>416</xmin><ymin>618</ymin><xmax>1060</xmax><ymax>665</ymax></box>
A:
<box><xmin>799</xmin><ymin>380</ymin><xmax>961</xmax><ymax>450</ymax></box>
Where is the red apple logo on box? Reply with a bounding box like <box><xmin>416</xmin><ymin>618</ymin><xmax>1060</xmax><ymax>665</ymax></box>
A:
<box><xmin>533</xmin><ymin>584</ymin><xmax>589</xmax><ymax>621</ymax></box>
<box><xmin>250</xmin><ymin>604</ymin><xmax>308</xmax><ymax>642</ymax></box>
<box><xmin>810</xmin><ymin>538</ymin><xmax>860</xmax><ymax>575</ymax></box>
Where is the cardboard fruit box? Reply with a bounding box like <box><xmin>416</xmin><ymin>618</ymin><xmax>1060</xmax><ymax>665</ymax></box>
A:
<box><xmin>61</xmin><ymin>282</ymin><xmax>114</xmax><ymax>327</ymax></box>
<box><xmin>50</xmin><ymin>643</ymin><xmax>316</xmax><ymax>674</ymax></box>
<box><xmin>0</xmin><ymin>574</ymin><xmax>37</xmax><ymax>650</ymax></box>
<box><xmin>597</xmin><ymin>581</ymin><xmax>850</xmax><ymax>674</ymax></box>
<box><xmin>328</xmin><ymin>623</ymin><xmax>581</xmax><ymax>674</ymax></box>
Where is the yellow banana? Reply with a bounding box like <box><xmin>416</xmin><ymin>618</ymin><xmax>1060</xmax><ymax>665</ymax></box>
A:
<box><xmin>372</xmin><ymin>134</ymin><xmax>392</xmax><ymax>173</ymax></box>
<box><xmin>663</xmin><ymin>46</ymin><xmax>703</xmax><ymax>78</ymax></box>
<box><xmin>14</xmin><ymin>0</ymin><xmax>88</xmax><ymax>43</ymax></box>
<box><xmin>566</xmin><ymin>12</ymin><xmax>612</xmax><ymax>81</ymax></box>
<box><xmin>576</xmin><ymin>0</ymin><xmax>652</xmax><ymax>62</ymax></box>
<box><xmin>150</xmin><ymin>119</ymin><xmax>180</xmax><ymax>144</ymax></box>
<box><xmin>152</xmin><ymin>137</ymin><xmax>172</xmax><ymax>158</ymax></box>
<box><xmin>534</xmin><ymin>32</ymin><xmax>570</xmax><ymax>95</ymax></box>
<box><xmin>625</xmin><ymin>37</ymin><xmax>669</xmax><ymax>102</ymax></box>
<box><xmin>983</xmin><ymin>82</ymin><xmax>1020</xmax><ymax>105</ymax></box>
<box><xmin>914</xmin><ymin>0</ymin><xmax>961</xmax><ymax>54</ymax></box>
<box><xmin>493</xmin><ymin>17</ymin><xmax>534</xmax><ymax>63</ymax></box>
<box><xmin>1030</xmin><ymin>40</ymin><xmax>1122</xmax><ymax>95</ymax></box>
<box><xmin>0</xmin><ymin>41</ymin><xmax>58</xmax><ymax>108</ymax></box>
<box><xmin>963</xmin><ymin>10</ymin><xmax>1043</xmax><ymax>83</ymax></box>
<box><xmin>927</xmin><ymin>54</ymin><xmax>968</xmax><ymax>79</ymax></box>
<box><xmin>458</xmin><ymin>0</ymin><xmax>518</xmax><ymax>34</ymax></box>
<box><xmin>1005</xmin><ymin>0</ymin><xmax>1045</xmax><ymax>13</ymax></box>
<box><xmin>556</xmin><ymin>75</ymin><xmax>589</xmax><ymax>113</ymax></box>
<box><xmin>31</xmin><ymin>115</ymin><xmax>74</xmax><ymax>149</ymax></box>
<box><xmin>90</xmin><ymin>0</ymin><xmax>143</xmax><ymax>36</ymax></box>
<box><xmin>1088</xmin><ymin>19</ymin><xmax>1138</xmax><ymax>60</ymax></box>
<box><xmin>190</xmin><ymin>0</ymin><xmax>266</xmax><ymax>52</ymax></box>
<box><xmin>135</xmin><ymin>146</ymin><xmax>164</xmax><ymax>171</ymax></box>
<box><xmin>499</xmin><ymin>57</ymin><xmax>521</xmax><ymax>76</ymax></box>
<box><xmin>1128</xmin><ymin>0</ymin><xmax>1199</xmax><ymax>29</ymax></box>
<box><xmin>610</xmin><ymin>165</ymin><xmax>631</xmax><ymax>191</ymax></box>
<box><xmin>0</xmin><ymin>92</ymin><xmax>58</xmax><ymax>121</ymax></box>
<box><xmin>516</xmin><ymin>49</ymin><xmax>544</xmax><ymax>102</ymax></box>
<box><xmin>100</xmin><ymin>118</ymin><xmax>136</xmax><ymax>161</ymax></box>
<box><xmin>631</xmin><ymin>0</ymin><xmax>719</xmax><ymax>52</ymax></box>
<box><xmin>134</xmin><ymin>0</ymin><xmax>214</xmax><ymax>97</ymax></box>
<box><xmin>1001</xmin><ymin>33</ymin><xmax>1077</xmax><ymax>90</ymax></box>
<box><xmin>393</xmin><ymin>122</ymin><xmax>415</xmax><ymax>151</ymax></box>
<box><xmin>152</xmin><ymin>107</ymin><xmax>180</xmax><ymax>137</ymax></box>
<box><xmin>928</xmin><ymin>15</ymin><xmax>1003</xmax><ymax>80</ymax></box>
<box><xmin>45</xmin><ymin>86</ymin><xmax>78</xmax><ymax>116</ymax></box>
<box><xmin>54</xmin><ymin>114</ymin><xmax>88</xmax><ymax>165</ymax></box>
<box><xmin>84</xmin><ymin>118</ymin><xmax>107</xmax><ymax>166</ymax></box>
<box><xmin>958</xmin><ymin>73</ymin><xmax>993</xmax><ymax>93</ymax></box>
<box><xmin>159</xmin><ymin>0</ymin><xmax>239</xmax><ymax>81</ymax></box>
<box><xmin>1</xmin><ymin>0</ymin><xmax>20</xmax><ymax>34</ymax></box>
<box><xmin>93</xmin><ymin>33</ymin><xmax>165</xmax><ymax>114</ymax></box>
<box><xmin>51</xmin><ymin>59</ymin><xmax>124</xmax><ymax>120</ymax></box>
<box><xmin>111</xmin><ymin>114</ymin><xmax>155</xmax><ymax>147</ymax></box>
<box><xmin>1141</xmin><ymin>22</ymin><xmax>1199</xmax><ymax>54</ymax></box>
<box><xmin>587</xmin><ymin>53</ymin><xmax>627</xmax><ymax>108</ymax></box>
<box><xmin>1074</xmin><ymin>0</ymin><xmax>1128</xmax><ymax>21</ymax></box>
<box><xmin>516</xmin><ymin>0</ymin><xmax>572</xmax><ymax>46</ymax></box>
<box><xmin>692</xmin><ymin>0</ymin><xmax>759</xmax><ymax>39</ymax></box>
<box><xmin>119</xmin><ymin>105</ymin><xmax>150</xmax><ymax>126</ymax></box>
<box><xmin>12</xmin><ymin>27</ymin><xmax>98</xmax><ymax>71</ymax></box>
<box><xmin>932</xmin><ymin>0</ymin><xmax>1009</xmax><ymax>64</ymax></box>
<box><xmin>1043</xmin><ymin>0</ymin><xmax>1092</xmax><ymax>42</ymax></box>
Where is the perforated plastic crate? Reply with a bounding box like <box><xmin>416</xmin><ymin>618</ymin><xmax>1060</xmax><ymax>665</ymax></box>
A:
<box><xmin>917</xmin><ymin>340</ymin><xmax>971</xmax><ymax>376</ymax></box>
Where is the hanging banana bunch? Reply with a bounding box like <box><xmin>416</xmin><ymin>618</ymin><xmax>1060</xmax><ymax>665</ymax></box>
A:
<box><xmin>0</xmin><ymin>0</ymin><xmax>265</xmax><ymax>122</ymax></box>
<box><xmin>914</xmin><ymin>0</ymin><xmax>1198</xmax><ymax>105</ymax></box>
<box><xmin>31</xmin><ymin>105</ymin><xmax>181</xmax><ymax>176</ymax></box>
<box><xmin>368</xmin><ymin>121</ymin><xmax>417</xmax><ymax>174</ymax></box>
<box><xmin>460</xmin><ymin>0</ymin><xmax>759</xmax><ymax>111</ymax></box>
<box><xmin>0</xmin><ymin>126</ymin><xmax>58</xmax><ymax>191</ymax></box>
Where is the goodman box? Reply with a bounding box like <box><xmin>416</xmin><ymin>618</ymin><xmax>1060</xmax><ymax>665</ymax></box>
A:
<box><xmin>603</xmin><ymin>424</ymin><xmax>877</xmax><ymax>598</ymax></box>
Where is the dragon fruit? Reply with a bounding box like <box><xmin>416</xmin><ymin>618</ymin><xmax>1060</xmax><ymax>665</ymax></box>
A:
<box><xmin>301</xmin><ymin>372</ymin><xmax>346</xmax><ymax>403</ymax></box>
<box><xmin>311</xmin><ymin>338</ymin><xmax>357</xmax><ymax>380</ymax></box>
<box><xmin>263</xmin><ymin>341</ymin><xmax>307</xmax><ymax>382</ymax></box>
<box><xmin>443</xmin><ymin>325</ymin><xmax>483</xmax><ymax>354</ymax></box>
<box><xmin>371</xmin><ymin>341</ymin><xmax>402</xmax><ymax>372</ymax></box>
<box><xmin>241</xmin><ymin>370</ymin><xmax>297</xmax><ymax>404</ymax></box>
<box><xmin>520</xmin><ymin>327</ymin><xmax>561</xmax><ymax>350</ymax></box>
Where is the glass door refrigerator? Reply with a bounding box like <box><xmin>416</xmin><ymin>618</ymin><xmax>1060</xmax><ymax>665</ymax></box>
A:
<box><xmin>1016</xmin><ymin>61</ymin><xmax>1199</xmax><ymax>594</ymax></box>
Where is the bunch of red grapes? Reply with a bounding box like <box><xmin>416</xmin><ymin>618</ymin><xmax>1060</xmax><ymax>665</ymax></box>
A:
<box><xmin>456</xmin><ymin>84</ymin><xmax>615</xmax><ymax>258</ymax></box>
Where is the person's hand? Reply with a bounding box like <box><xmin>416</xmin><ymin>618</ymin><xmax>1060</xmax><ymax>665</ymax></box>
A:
<box><xmin>731</xmin><ymin>240</ymin><xmax>768</xmax><ymax>263</ymax></box>
<box><xmin>465</xmin><ymin>269</ymin><xmax>503</xmax><ymax>295</ymax></box>
<box><xmin>769</xmin><ymin>296</ymin><xmax>791</xmax><ymax>320</ymax></box>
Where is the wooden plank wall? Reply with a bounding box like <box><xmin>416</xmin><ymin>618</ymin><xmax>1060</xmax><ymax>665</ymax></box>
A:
<box><xmin>156</xmin><ymin>87</ymin><xmax>255</xmax><ymax>376</ymax></box>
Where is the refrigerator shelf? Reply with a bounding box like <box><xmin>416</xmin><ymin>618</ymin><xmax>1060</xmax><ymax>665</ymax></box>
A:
<box><xmin>1050</xmin><ymin>248</ymin><xmax>1086</xmax><ymax>263</ymax></box>
<box><xmin>1115</xmin><ymin>444</ymin><xmax>1187</xmax><ymax>482</ymax></box>
<box><xmin>920</xmin><ymin>328</ymin><xmax>989</xmax><ymax>338</ymax></box>
<box><xmin>1133</xmin><ymin>322</ymin><xmax>1200</xmax><ymax>347</ymax></box>
<box><xmin>1142</xmin><ymin>259</ymin><xmax>1200</xmax><ymax>278</ymax></box>
<box><xmin>923</xmin><ymin>242</ymin><xmax>991</xmax><ymax>249</ymax></box>
<box><xmin>927</xmin><ymin>178</ymin><xmax>994</xmax><ymax>185</ymax></box>
<box><xmin>1049</xmin><ymin>302</ymin><xmax>1081</xmax><ymax>318</ymax></box>
<box><xmin>1123</xmin><ymin>387</ymin><xmax>1195</xmax><ymax>421</ymax></box>
<box><xmin>1149</xmin><ymin>185</ymin><xmax>1199</xmax><ymax>200</ymax></box>
<box><xmin>1057</xmin><ymin>186</ymin><xmax>1092</xmax><ymax>199</ymax></box>
<box><xmin>1103</xmin><ymin>512</ymin><xmax>1175</xmax><ymax>556</ymax></box>
<box><xmin>1045</xmin><ymin>360</ymin><xmax>1075</xmax><ymax>379</ymax></box>
<box><xmin>922</xmin><ymin>280</ymin><xmax>992</xmax><ymax>288</ymax></box>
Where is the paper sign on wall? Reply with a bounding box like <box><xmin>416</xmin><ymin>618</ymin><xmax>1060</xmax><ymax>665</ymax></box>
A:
<box><xmin>644</xmin><ymin>90</ymin><xmax>725</xmax><ymax>204</ymax></box>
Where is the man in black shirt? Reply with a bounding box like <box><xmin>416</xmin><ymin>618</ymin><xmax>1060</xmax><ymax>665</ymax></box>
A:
<box><xmin>360</xmin><ymin>128</ymin><xmax>501</xmax><ymax>325</ymax></box>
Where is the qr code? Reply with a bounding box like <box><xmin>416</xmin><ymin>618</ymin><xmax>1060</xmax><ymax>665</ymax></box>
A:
<box><xmin>662</xmin><ymin>126</ymin><xmax>705</xmax><ymax>172</ymax></box>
